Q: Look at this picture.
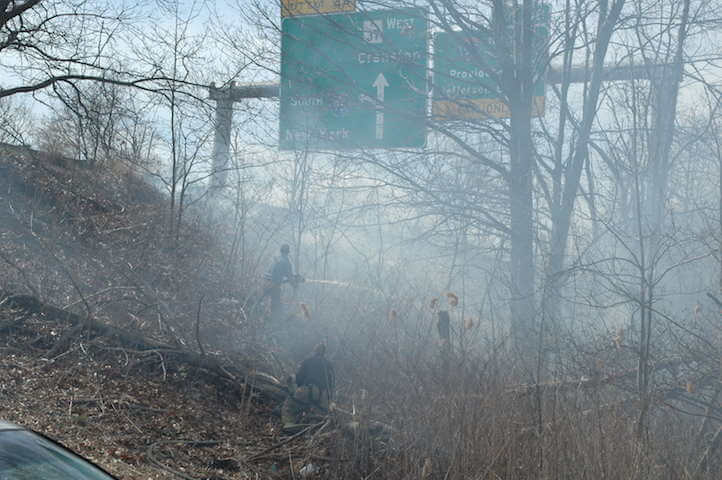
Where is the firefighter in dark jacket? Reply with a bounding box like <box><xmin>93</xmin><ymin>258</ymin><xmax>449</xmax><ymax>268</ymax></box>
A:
<box><xmin>281</xmin><ymin>344</ymin><xmax>335</xmax><ymax>431</ymax></box>
<box><xmin>295</xmin><ymin>343</ymin><xmax>335</xmax><ymax>408</ymax></box>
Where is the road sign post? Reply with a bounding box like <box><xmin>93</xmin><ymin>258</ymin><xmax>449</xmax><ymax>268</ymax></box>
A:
<box><xmin>280</xmin><ymin>7</ymin><xmax>428</xmax><ymax>150</ymax></box>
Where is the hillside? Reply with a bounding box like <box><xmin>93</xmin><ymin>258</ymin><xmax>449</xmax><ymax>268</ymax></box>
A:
<box><xmin>0</xmin><ymin>145</ymin><xmax>343</xmax><ymax>479</ymax></box>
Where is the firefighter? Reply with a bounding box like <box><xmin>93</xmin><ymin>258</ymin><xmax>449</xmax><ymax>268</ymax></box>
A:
<box><xmin>295</xmin><ymin>343</ymin><xmax>335</xmax><ymax>409</ymax></box>
<box><xmin>281</xmin><ymin>344</ymin><xmax>335</xmax><ymax>432</ymax></box>
<box><xmin>265</xmin><ymin>244</ymin><xmax>295</xmax><ymax>321</ymax></box>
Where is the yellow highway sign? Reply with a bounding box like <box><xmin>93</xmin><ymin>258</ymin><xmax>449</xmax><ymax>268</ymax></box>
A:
<box><xmin>433</xmin><ymin>96</ymin><xmax>546</xmax><ymax>120</ymax></box>
<box><xmin>281</xmin><ymin>0</ymin><xmax>355</xmax><ymax>18</ymax></box>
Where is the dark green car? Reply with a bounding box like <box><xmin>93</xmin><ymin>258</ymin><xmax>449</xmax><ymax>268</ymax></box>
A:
<box><xmin>0</xmin><ymin>421</ymin><xmax>117</xmax><ymax>479</ymax></box>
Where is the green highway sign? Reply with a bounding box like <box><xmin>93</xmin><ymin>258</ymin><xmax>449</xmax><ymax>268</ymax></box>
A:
<box><xmin>280</xmin><ymin>7</ymin><xmax>428</xmax><ymax>150</ymax></box>
<box><xmin>433</xmin><ymin>3</ymin><xmax>550</xmax><ymax>119</ymax></box>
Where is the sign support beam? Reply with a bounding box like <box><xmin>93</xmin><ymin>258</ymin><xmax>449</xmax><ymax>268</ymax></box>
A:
<box><xmin>208</xmin><ymin>64</ymin><xmax>671</xmax><ymax>187</ymax></box>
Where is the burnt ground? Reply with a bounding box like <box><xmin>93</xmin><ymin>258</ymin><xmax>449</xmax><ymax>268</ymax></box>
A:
<box><xmin>0</xmin><ymin>299</ymin><xmax>339</xmax><ymax>480</ymax></box>
<box><xmin>0</xmin><ymin>307</ymin><xmax>270</xmax><ymax>479</ymax></box>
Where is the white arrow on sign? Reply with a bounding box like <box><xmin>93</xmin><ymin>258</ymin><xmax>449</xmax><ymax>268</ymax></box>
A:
<box><xmin>373</xmin><ymin>72</ymin><xmax>389</xmax><ymax>102</ymax></box>
<box><xmin>372</xmin><ymin>73</ymin><xmax>389</xmax><ymax>139</ymax></box>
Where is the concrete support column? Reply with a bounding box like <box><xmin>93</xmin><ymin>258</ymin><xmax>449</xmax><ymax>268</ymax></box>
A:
<box><xmin>208</xmin><ymin>82</ymin><xmax>279</xmax><ymax>195</ymax></box>
<box><xmin>210</xmin><ymin>83</ymin><xmax>234</xmax><ymax>192</ymax></box>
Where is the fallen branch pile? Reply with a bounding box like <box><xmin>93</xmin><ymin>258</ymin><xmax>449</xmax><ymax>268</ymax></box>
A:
<box><xmin>0</xmin><ymin>291</ymin><xmax>288</xmax><ymax>403</ymax></box>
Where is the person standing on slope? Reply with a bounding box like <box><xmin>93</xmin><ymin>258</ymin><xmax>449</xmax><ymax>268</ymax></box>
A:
<box><xmin>266</xmin><ymin>244</ymin><xmax>295</xmax><ymax>321</ymax></box>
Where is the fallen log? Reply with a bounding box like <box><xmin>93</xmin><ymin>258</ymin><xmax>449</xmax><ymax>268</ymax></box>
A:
<box><xmin>0</xmin><ymin>291</ymin><xmax>288</xmax><ymax>403</ymax></box>
<box><xmin>507</xmin><ymin>358</ymin><xmax>686</xmax><ymax>397</ymax></box>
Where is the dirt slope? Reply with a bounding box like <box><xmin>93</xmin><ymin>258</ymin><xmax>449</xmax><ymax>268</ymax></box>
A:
<box><xmin>0</xmin><ymin>300</ymin><xmax>278</xmax><ymax>479</ymax></box>
<box><xmin>0</xmin><ymin>145</ymin><xmax>333</xmax><ymax>479</ymax></box>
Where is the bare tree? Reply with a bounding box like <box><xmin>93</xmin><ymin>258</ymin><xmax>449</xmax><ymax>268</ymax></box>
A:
<box><xmin>1</xmin><ymin>1</ymin><xmax>167</xmax><ymax>99</ymax></box>
<box><xmin>124</xmin><ymin>0</ymin><xmax>216</xmax><ymax>241</ymax></box>
<box><xmin>0</xmin><ymin>96</ymin><xmax>32</xmax><ymax>144</ymax></box>
<box><xmin>36</xmin><ymin>80</ymin><xmax>132</xmax><ymax>166</ymax></box>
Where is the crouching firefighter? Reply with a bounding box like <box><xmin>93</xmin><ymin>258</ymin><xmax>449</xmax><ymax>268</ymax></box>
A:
<box><xmin>281</xmin><ymin>344</ymin><xmax>335</xmax><ymax>432</ymax></box>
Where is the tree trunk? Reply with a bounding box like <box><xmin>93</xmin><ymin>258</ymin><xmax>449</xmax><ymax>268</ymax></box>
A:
<box><xmin>636</xmin><ymin>0</ymin><xmax>689</xmax><ymax>439</ymax></box>
<box><xmin>491</xmin><ymin>0</ymin><xmax>537</xmax><ymax>360</ymax></box>
<box><xmin>509</xmin><ymin>97</ymin><xmax>536</xmax><ymax>357</ymax></box>
<box><xmin>542</xmin><ymin>0</ymin><xmax>625</xmax><ymax>359</ymax></box>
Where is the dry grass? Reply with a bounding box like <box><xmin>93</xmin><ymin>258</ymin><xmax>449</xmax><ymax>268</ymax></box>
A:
<box><xmin>0</xmin><ymin>145</ymin><xmax>718</xmax><ymax>479</ymax></box>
